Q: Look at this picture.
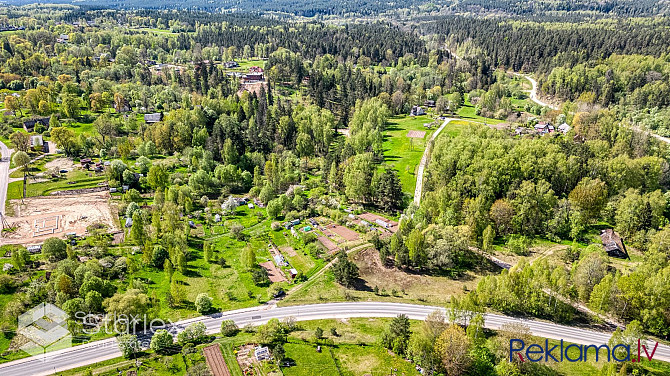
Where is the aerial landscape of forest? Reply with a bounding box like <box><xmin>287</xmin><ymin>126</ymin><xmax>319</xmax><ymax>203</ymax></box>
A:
<box><xmin>0</xmin><ymin>0</ymin><xmax>669</xmax><ymax>375</ymax></box>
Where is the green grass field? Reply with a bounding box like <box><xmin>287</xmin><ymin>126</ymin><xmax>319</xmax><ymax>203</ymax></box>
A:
<box><xmin>457</xmin><ymin>96</ymin><xmax>505</xmax><ymax>125</ymax></box>
<box><xmin>382</xmin><ymin>115</ymin><xmax>436</xmax><ymax>194</ymax></box>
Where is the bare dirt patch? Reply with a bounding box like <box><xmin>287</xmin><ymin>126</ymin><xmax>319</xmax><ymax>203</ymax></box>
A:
<box><xmin>317</xmin><ymin>235</ymin><xmax>339</xmax><ymax>253</ymax></box>
<box><xmin>280</xmin><ymin>246</ymin><xmax>297</xmax><ymax>257</ymax></box>
<box><xmin>260</xmin><ymin>261</ymin><xmax>287</xmax><ymax>283</ymax></box>
<box><xmin>406</xmin><ymin>130</ymin><xmax>426</xmax><ymax>138</ymax></box>
<box><xmin>328</xmin><ymin>225</ymin><xmax>359</xmax><ymax>242</ymax></box>
<box><xmin>44</xmin><ymin>157</ymin><xmax>76</xmax><ymax>171</ymax></box>
<box><xmin>2</xmin><ymin>192</ymin><xmax>118</xmax><ymax>245</ymax></box>
<box><xmin>202</xmin><ymin>344</ymin><xmax>231</xmax><ymax>376</ymax></box>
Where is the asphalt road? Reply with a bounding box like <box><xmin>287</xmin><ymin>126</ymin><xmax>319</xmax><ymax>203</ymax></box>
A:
<box><xmin>2</xmin><ymin>302</ymin><xmax>668</xmax><ymax>375</ymax></box>
<box><xmin>0</xmin><ymin>140</ymin><xmax>11</xmax><ymax>215</ymax></box>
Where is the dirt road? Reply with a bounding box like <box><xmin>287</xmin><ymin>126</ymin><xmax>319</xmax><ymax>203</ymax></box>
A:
<box><xmin>0</xmin><ymin>140</ymin><xmax>12</xmax><ymax>215</ymax></box>
<box><xmin>414</xmin><ymin>118</ymin><xmax>457</xmax><ymax>206</ymax></box>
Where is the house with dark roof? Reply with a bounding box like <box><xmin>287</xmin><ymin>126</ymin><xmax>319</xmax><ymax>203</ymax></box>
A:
<box><xmin>410</xmin><ymin>106</ymin><xmax>425</xmax><ymax>116</ymax></box>
<box><xmin>23</xmin><ymin>117</ymin><xmax>50</xmax><ymax>132</ymax></box>
<box><xmin>600</xmin><ymin>229</ymin><xmax>630</xmax><ymax>259</ymax></box>
<box><xmin>242</xmin><ymin>73</ymin><xmax>264</xmax><ymax>83</ymax></box>
<box><xmin>144</xmin><ymin>113</ymin><xmax>163</xmax><ymax>123</ymax></box>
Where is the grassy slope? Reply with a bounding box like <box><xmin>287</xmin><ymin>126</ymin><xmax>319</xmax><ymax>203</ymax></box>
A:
<box><xmin>382</xmin><ymin>114</ymin><xmax>435</xmax><ymax>194</ymax></box>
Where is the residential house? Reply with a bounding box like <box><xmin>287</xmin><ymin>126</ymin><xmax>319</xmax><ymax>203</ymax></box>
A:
<box><xmin>410</xmin><ymin>106</ymin><xmax>425</xmax><ymax>116</ymax></box>
<box><xmin>223</xmin><ymin>61</ymin><xmax>239</xmax><ymax>69</ymax></box>
<box><xmin>144</xmin><ymin>113</ymin><xmax>163</xmax><ymax>124</ymax></box>
<box><xmin>424</xmin><ymin>100</ymin><xmax>436</xmax><ymax>107</ymax></box>
<box><xmin>56</xmin><ymin>34</ymin><xmax>69</xmax><ymax>43</ymax></box>
<box><xmin>534</xmin><ymin>121</ymin><xmax>555</xmax><ymax>135</ymax></box>
<box><xmin>23</xmin><ymin>117</ymin><xmax>50</xmax><ymax>132</ymax></box>
<box><xmin>600</xmin><ymin>229</ymin><xmax>630</xmax><ymax>259</ymax></box>
<box><xmin>557</xmin><ymin>123</ymin><xmax>571</xmax><ymax>134</ymax></box>
<box><xmin>242</xmin><ymin>73</ymin><xmax>264</xmax><ymax>83</ymax></box>
<box><xmin>114</xmin><ymin>98</ymin><xmax>131</xmax><ymax>113</ymax></box>
<box><xmin>249</xmin><ymin>66</ymin><xmax>264</xmax><ymax>73</ymax></box>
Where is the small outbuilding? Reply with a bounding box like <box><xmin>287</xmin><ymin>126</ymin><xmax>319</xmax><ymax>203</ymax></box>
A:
<box><xmin>600</xmin><ymin>229</ymin><xmax>630</xmax><ymax>259</ymax></box>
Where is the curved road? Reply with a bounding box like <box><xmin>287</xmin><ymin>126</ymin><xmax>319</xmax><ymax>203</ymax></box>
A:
<box><xmin>514</xmin><ymin>73</ymin><xmax>558</xmax><ymax>111</ymax></box>
<box><xmin>2</xmin><ymin>302</ymin><xmax>669</xmax><ymax>376</ymax></box>
<box><xmin>517</xmin><ymin>73</ymin><xmax>670</xmax><ymax>145</ymax></box>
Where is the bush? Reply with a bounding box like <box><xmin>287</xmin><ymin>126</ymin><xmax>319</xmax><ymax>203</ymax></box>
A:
<box><xmin>118</xmin><ymin>334</ymin><xmax>140</xmax><ymax>359</ymax></box>
<box><xmin>177</xmin><ymin>322</ymin><xmax>206</xmax><ymax>344</ymax></box>
<box><xmin>150</xmin><ymin>329</ymin><xmax>174</xmax><ymax>354</ymax></box>
<box><xmin>506</xmin><ymin>235</ymin><xmax>532</xmax><ymax>256</ymax></box>
<box><xmin>220</xmin><ymin>320</ymin><xmax>239</xmax><ymax>337</ymax></box>
<box><xmin>0</xmin><ymin>275</ymin><xmax>15</xmax><ymax>294</ymax></box>
<box><xmin>252</xmin><ymin>268</ymin><xmax>270</xmax><ymax>286</ymax></box>
<box><xmin>194</xmin><ymin>293</ymin><xmax>212</xmax><ymax>314</ymax></box>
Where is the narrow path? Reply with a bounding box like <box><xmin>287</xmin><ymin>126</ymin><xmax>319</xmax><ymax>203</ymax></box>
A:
<box><xmin>0</xmin><ymin>141</ymin><xmax>12</xmax><ymax>215</ymax></box>
<box><xmin>413</xmin><ymin>118</ymin><xmax>456</xmax><ymax>206</ymax></box>
<box><xmin>282</xmin><ymin>242</ymin><xmax>371</xmax><ymax>300</ymax></box>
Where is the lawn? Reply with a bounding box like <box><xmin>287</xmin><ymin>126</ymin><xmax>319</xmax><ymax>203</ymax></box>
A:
<box><xmin>457</xmin><ymin>96</ymin><xmax>505</xmax><ymax>125</ymax></box>
<box><xmin>6</xmin><ymin>169</ymin><xmax>104</xmax><ymax>200</ymax></box>
<box><xmin>233</xmin><ymin>59</ymin><xmax>265</xmax><ymax>71</ymax></box>
<box><xmin>382</xmin><ymin>115</ymin><xmax>436</xmax><ymax>194</ymax></box>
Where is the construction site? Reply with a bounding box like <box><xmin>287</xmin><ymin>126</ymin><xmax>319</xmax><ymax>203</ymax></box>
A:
<box><xmin>1</xmin><ymin>191</ymin><xmax>118</xmax><ymax>245</ymax></box>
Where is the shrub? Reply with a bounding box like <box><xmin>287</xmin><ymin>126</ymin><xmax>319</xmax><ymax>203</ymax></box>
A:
<box><xmin>194</xmin><ymin>293</ymin><xmax>212</xmax><ymax>314</ymax></box>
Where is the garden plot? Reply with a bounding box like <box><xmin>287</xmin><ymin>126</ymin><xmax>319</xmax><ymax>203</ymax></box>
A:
<box><xmin>260</xmin><ymin>261</ymin><xmax>287</xmax><ymax>283</ymax></box>
<box><xmin>2</xmin><ymin>191</ymin><xmax>118</xmax><ymax>245</ymax></box>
